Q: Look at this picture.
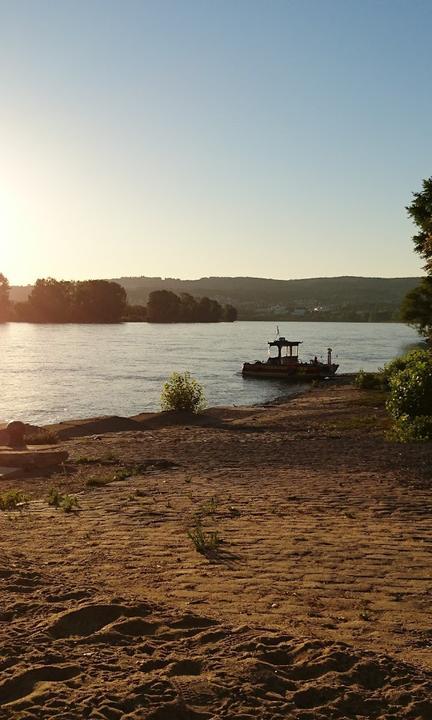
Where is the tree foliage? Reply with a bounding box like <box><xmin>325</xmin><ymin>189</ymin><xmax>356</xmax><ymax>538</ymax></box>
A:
<box><xmin>406</xmin><ymin>176</ymin><xmax>432</xmax><ymax>273</ymax></box>
<box><xmin>73</xmin><ymin>280</ymin><xmax>127</xmax><ymax>322</ymax></box>
<box><xmin>402</xmin><ymin>177</ymin><xmax>432</xmax><ymax>337</ymax></box>
<box><xmin>385</xmin><ymin>348</ymin><xmax>432</xmax><ymax>441</ymax></box>
<box><xmin>14</xmin><ymin>278</ymin><xmax>127</xmax><ymax>323</ymax></box>
<box><xmin>386</xmin><ymin>357</ymin><xmax>432</xmax><ymax>420</ymax></box>
<box><xmin>0</xmin><ymin>273</ymin><xmax>10</xmax><ymax>322</ymax></box>
<box><xmin>147</xmin><ymin>290</ymin><xmax>181</xmax><ymax>322</ymax></box>
<box><xmin>224</xmin><ymin>304</ymin><xmax>238</xmax><ymax>322</ymax></box>
<box><xmin>147</xmin><ymin>290</ymin><xmax>237</xmax><ymax>323</ymax></box>
<box><xmin>400</xmin><ymin>276</ymin><xmax>432</xmax><ymax>337</ymax></box>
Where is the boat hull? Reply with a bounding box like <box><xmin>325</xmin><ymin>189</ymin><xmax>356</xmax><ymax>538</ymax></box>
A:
<box><xmin>242</xmin><ymin>362</ymin><xmax>339</xmax><ymax>381</ymax></box>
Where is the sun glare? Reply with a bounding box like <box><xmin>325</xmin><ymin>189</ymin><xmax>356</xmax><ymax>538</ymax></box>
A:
<box><xmin>0</xmin><ymin>187</ymin><xmax>34</xmax><ymax>284</ymax></box>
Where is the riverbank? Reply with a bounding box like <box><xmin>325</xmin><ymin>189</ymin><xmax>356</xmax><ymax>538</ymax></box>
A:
<box><xmin>1</xmin><ymin>383</ymin><xmax>432</xmax><ymax>718</ymax></box>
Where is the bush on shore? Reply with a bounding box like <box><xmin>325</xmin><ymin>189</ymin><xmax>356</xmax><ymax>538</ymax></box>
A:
<box><xmin>386</xmin><ymin>359</ymin><xmax>432</xmax><ymax>420</ymax></box>
<box><xmin>356</xmin><ymin>347</ymin><xmax>432</xmax><ymax>441</ymax></box>
<box><xmin>354</xmin><ymin>370</ymin><xmax>384</xmax><ymax>390</ymax></box>
<box><xmin>385</xmin><ymin>348</ymin><xmax>432</xmax><ymax>441</ymax></box>
<box><xmin>161</xmin><ymin>372</ymin><xmax>206</xmax><ymax>413</ymax></box>
<box><xmin>381</xmin><ymin>347</ymin><xmax>431</xmax><ymax>388</ymax></box>
<box><xmin>388</xmin><ymin>414</ymin><xmax>432</xmax><ymax>442</ymax></box>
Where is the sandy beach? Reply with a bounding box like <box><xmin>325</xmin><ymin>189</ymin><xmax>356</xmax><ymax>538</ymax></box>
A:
<box><xmin>1</xmin><ymin>383</ymin><xmax>432</xmax><ymax>719</ymax></box>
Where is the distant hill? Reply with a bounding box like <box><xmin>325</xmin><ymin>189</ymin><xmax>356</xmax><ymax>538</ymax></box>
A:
<box><xmin>10</xmin><ymin>275</ymin><xmax>423</xmax><ymax>321</ymax></box>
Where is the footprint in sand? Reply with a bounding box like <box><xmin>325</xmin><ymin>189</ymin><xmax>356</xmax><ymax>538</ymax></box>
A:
<box><xmin>0</xmin><ymin>665</ymin><xmax>81</xmax><ymax>707</ymax></box>
<box><xmin>48</xmin><ymin>602</ymin><xmax>153</xmax><ymax>638</ymax></box>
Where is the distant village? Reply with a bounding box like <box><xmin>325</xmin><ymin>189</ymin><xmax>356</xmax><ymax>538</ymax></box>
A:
<box><xmin>227</xmin><ymin>301</ymin><xmax>401</xmax><ymax>322</ymax></box>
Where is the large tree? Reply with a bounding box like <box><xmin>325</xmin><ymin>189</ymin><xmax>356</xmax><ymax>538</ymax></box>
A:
<box><xmin>400</xmin><ymin>276</ymin><xmax>432</xmax><ymax>337</ymax></box>
<box><xmin>407</xmin><ymin>176</ymin><xmax>432</xmax><ymax>273</ymax></box>
<box><xmin>0</xmin><ymin>273</ymin><xmax>10</xmax><ymax>322</ymax></box>
<box><xmin>26</xmin><ymin>278</ymin><xmax>75</xmax><ymax>322</ymax></box>
<box><xmin>147</xmin><ymin>290</ymin><xmax>181</xmax><ymax>322</ymax></box>
<box><xmin>73</xmin><ymin>280</ymin><xmax>127</xmax><ymax>322</ymax></box>
<box><xmin>402</xmin><ymin>177</ymin><xmax>432</xmax><ymax>338</ymax></box>
<box><xmin>18</xmin><ymin>278</ymin><xmax>127</xmax><ymax>323</ymax></box>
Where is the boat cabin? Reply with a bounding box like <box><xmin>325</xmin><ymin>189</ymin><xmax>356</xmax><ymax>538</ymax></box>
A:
<box><xmin>268</xmin><ymin>338</ymin><xmax>302</xmax><ymax>366</ymax></box>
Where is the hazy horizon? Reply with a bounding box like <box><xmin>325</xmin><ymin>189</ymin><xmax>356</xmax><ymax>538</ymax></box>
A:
<box><xmin>1</xmin><ymin>0</ymin><xmax>430</xmax><ymax>285</ymax></box>
<box><xmin>8</xmin><ymin>271</ymin><xmax>424</xmax><ymax>289</ymax></box>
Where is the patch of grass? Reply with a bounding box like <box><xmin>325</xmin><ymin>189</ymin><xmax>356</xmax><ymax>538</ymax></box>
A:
<box><xmin>75</xmin><ymin>452</ymin><xmax>118</xmax><ymax>466</ymax></box>
<box><xmin>195</xmin><ymin>496</ymin><xmax>218</xmax><ymax>519</ymax></box>
<box><xmin>48</xmin><ymin>487</ymin><xmax>62</xmax><ymax>507</ymax></box>
<box><xmin>114</xmin><ymin>468</ymin><xmax>132</xmax><ymax>481</ymax></box>
<box><xmin>131</xmin><ymin>462</ymin><xmax>163</xmax><ymax>474</ymax></box>
<box><xmin>61</xmin><ymin>494</ymin><xmax>79</xmax><ymax>513</ymax></box>
<box><xmin>47</xmin><ymin>488</ymin><xmax>79</xmax><ymax>513</ymax></box>
<box><xmin>24</xmin><ymin>429</ymin><xmax>59</xmax><ymax>445</ymax></box>
<box><xmin>187</xmin><ymin>522</ymin><xmax>221</xmax><ymax>556</ymax></box>
<box><xmin>0</xmin><ymin>490</ymin><xmax>29</xmax><ymax>511</ymax></box>
<box><xmin>101</xmin><ymin>451</ymin><xmax>119</xmax><ymax>464</ymax></box>
<box><xmin>350</xmin><ymin>390</ymin><xmax>387</xmax><ymax>407</ymax></box>
<box><xmin>354</xmin><ymin>370</ymin><xmax>385</xmax><ymax>391</ymax></box>
<box><xmin>75</xmin><ymin>456</ymin><xmax>100</xmax><ymax>465</ymax></box>
<box><xmin>86</xmin><ymin>476</ymin><xmax>113</xmax><ymax>487</ymax></box>
<box><xmin>331</xmin><ymin>414</ymin><xmax>383</xmax><ymax>431</ymax></box>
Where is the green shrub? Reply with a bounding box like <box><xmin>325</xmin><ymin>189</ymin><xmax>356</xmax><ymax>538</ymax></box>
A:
<box><xmin>48</xmin><ymin>487</ymin><xmax>62</xmax><ymax>507</ymax></box>
<box><xmin>354</xmin><ymin>370</ymin><xmax>383</xmax><ymax>390</ymax></box>
<box><xmin>187</xmin><ymin>522</ymin><xmax>221</xmax><ymax>556</ymax></box>
<box><xmin>0</xmin><ymin>490</ymin><xmax>28</xmax><ymax>511</ymax></box>
<box><xmin>386</xmin><ymin>360</ymin><xmax>432</xmax><ymax>420</ymax></box>
<box><xmin>389</xmin><ymin>414</ymin><xmax>432</xmax><ymax>442</ymax></box>
<box><xmin>161</xmin><ymin>371</ymin><xmax>205</xmax><ymax>413</ymax></box>
<box><xmin>47</xmin><ymin>488</ymin><xmax>79</xmax><ymax>512</ymax></box>
<box><xmin>382</xmin><ymin>348</ymin><xmax>431</xmax><ymax>388</ymax></box>
<box><xmin>61</xmin><ymin>494</ymin><xmax>79</xmax><ymax>513</ymax></box>
<box><xmin>384</xmin><ymin>348</ymin><xmax>432</xmax><ymax>442</ymax></box>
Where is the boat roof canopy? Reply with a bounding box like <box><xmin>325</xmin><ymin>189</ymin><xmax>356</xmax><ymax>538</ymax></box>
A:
<box><xmin>268</xmin><ymin>338</ymin><xmax>302</xmax><ymax>348</ymax></box>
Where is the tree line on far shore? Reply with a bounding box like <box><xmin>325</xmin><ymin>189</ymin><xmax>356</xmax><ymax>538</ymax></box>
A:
<box><xmin>146</xmin><ymin>290</ymin><xmax>237</xmax><ymax>322</ymax></box>
<box><xmin>0</xmin><ymin>276</ymin><xmax>237</xmax><ymax>324</ymax></box>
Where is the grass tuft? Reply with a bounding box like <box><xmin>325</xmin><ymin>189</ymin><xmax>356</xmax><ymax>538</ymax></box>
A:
<box><xmin>0</xmin><ymin>490</ymin><xmax>29</xmax><ymax>511</ymax></box>
<box><xmin>194</xmin><ymin>496</ymin><xmax>218</xmax><ymax>519</ymax></box>
<box><xmin>188</xmin><ymin>521</ymin><xmax>221</xmax><ymax>556</ymax></box>
<box><xmin>86</xmin><ymin>476</ymin><xmax>113</xmax><ymax>488</ymax></box>
<box><xmin>47</xmin><ymin>488</ymin><xmax>79</xmax><ymax>513</ymax></box>
<box><xmin>24</xmin><ymin>429</ymin><xmax>59</xmax><ymax>445</ymax></box>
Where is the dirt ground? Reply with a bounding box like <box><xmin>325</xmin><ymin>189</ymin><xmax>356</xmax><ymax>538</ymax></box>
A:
<box><xmin>1</xmin><ymin>384</ymin><xmax>432</xmax><ymax>719</ymax></box>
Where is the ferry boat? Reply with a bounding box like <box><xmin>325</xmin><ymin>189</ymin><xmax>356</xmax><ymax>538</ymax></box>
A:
<box><xmin>242</xmin><ymin>337</ymin><xmax>339</xmax><ymax>380</ymax></box>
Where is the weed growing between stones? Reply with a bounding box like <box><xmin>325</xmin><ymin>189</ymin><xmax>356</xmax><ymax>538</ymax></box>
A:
<box><xmin>188</xmin><ymin>521</ymin><xmax>221</xmax><ymax>556</ymax></box>
<box><xmin>48</xmin><ymin>488</ymin><xmax>79</xmax><ymax>513</ymax></box>
<box><xmin>0</xmin><ymin>490</ymin><xmax>28</xmax><ymax>511</ymax></box>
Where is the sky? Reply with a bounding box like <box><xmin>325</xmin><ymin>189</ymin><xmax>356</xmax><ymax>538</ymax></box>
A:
<box><xmin>0</xmin><ymin>0</ymin><xmax>431</xmax><ymax>285</ymax></box>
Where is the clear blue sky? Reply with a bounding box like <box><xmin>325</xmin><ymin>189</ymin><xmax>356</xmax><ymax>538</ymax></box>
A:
<box><xmin>0</xmin><ymin>0</ymin><xmax>430</xmax><ymax>284</ymax></box>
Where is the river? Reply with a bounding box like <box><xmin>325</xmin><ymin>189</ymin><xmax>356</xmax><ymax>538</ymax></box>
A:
<box><xmin>0</xmin><ymin>321</ymin><xmax>419</xmax><ymax>425</ymax></box>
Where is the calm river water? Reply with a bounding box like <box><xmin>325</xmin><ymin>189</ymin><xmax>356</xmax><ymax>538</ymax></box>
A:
<box><xmin>0</xmin><ymin>321</ymin><xmax>419</xmax><ymax>425</ymax></box>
